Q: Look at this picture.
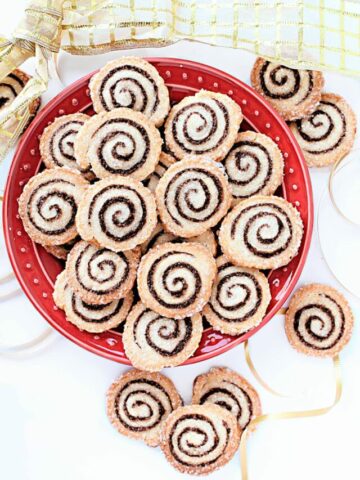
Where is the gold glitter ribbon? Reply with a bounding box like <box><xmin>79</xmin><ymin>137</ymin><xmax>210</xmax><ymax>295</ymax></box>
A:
<box><xmin>240</xmin><ymin>354</ymin><xmax>342</xmax><ymax>480</ymax></box>
<box><xmin>0</xmin><ymin>0</ymin><xmax>359</xmax><ymax>161</ymax></box>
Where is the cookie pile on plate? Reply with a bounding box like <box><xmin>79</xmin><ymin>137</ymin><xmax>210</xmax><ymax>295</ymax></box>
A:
<box><xmin>251</xmin><ymin>57</ymin><xmax>357</xmax><ymax>167</ymax></box>
<box><xmin>19</xmin><ymin>56</ymin><xmax>305</xmax><ymax>371</ymax></box>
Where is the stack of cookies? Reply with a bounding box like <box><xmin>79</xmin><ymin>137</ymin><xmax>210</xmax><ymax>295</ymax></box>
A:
<box><xmin>18</xmin><ymin>56</ymin><xmax>307</xmax><ymax>370</ymax></box>
<box><xmin>251</xmin><ymin>57</ymin><xmax>357</xmax><ymax>167</ymax></box>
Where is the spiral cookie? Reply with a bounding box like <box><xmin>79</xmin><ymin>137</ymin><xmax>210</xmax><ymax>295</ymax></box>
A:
<box><xmin>223</xmin><ymin>131</ymin><xmax>284</xmax><ymax>203</ymax></box>
<box><xmin>90</xmin><ymin>57</ymin><xmax>170</xmax><ymax>126</ymax></box>
<box><xmin>65</xmin><ymin>240</ymin><xmax>139</xmax><ymax>304</ymax></box>
<box><xmin>0</xmin><ymin>69</ymin><xmax>40</xmax><ymax>126</ymax></box>
<box><xmin>76</xmin><ymin>177</ymin><xmax>157</xmax><ymax>252</ymax></box>
<box><xmin>251</xmin><ymin>58</ymin><xmax>324</xmax><ymax>121</ymax></box>
<box><xmin>192</xmin><ymin>367</ymin><xmax>262</xmax><ymax>431</ymax></box>
<box><xmin>285</xmin><ymin>284</ymin><xmax>354</xmax><ymax>357</ymax></box>
<box><xmin>164</xmin><ymin>90</ymin><xmax>242</xmax><ymax>161</ymax></box>
<box><xmin>160</xmin><ymin>404</ymin><xmax>241</xmax><ymax>475</ymax></box>
<box><xmin>53</xmin><ymin>271</ymin><xmax>133</xmax><ymax>332</ymax></box>
<box><xmin>107</xmin><ymin>369</ymin><xmax>182</xmax><ymax>447</ymax></box>
<box><xmin>123</xmin><ymin>301</ymin><xmax>203</xmax><ymax>371</ymax></box>
<box><xmin>203</xmin><ymin>256</ymin><xmax>271</xmax><ymax>336</ymax></box>
<box><xmin>40</xmin><ymin>113</ymin><xmax>91</xmax><ymax>174</ymax></box>
<box><xmin>141</xmin><ymin>223</ymin><xmax>217</xmax><ymax>257</ymax></box>
<box><xmin>74</xmin><ymin>108</ymin><xmax>162</xmax><ymax>181</ymax></box>
<box><xmin>289</xmin><ymin>93</ymin><xmax>357</xmax><ymax>167</ymax></box>
<box><xmin>143</xmin><ymin>152</ymin><xmax>175</xmax><ymax>193</ymax></box>
<box><xmin>18</xmin><ymin>168</ymin><xmax>88</xmax><ymax>246</ymax></box>
<box><xmin>138</xmin><ymin>242</ymin><xmax>217</xmax><ymax>319</ymax></box>
<box><xmin>156</xmin><ymin>158</ymin><xmax>232</xmax><ymax>238</ymax></box>
<box><xmin>219</xmin><ymin>195</ymin><xmax>304</xmax><ymax>269</ymax></box>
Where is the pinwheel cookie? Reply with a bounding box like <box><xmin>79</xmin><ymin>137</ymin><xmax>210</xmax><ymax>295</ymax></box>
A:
<box><xmin>251</xmin><ymin>58</ymin><xmax>324</xmax><ymax>121</ymax></box>
<box><xmin>285</xmin><ymin>283</ymin><xmax>354</xmax><ymax>357</ymax></box>
<box><xmin>90</xmin><ymin>56</ymin><xmax>170</xmax><ymax>126</ymax></box>
<box><xmin>107</xmin><ymin>369</ymin><xmax>182</xmax><ymax>447</ymax></box>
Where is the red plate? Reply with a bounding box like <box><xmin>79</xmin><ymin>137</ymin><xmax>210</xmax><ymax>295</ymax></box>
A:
<box><xmin>3</xmin><ymin>58</ymin><xmax>313</xmax><ymax>364</ymax></box>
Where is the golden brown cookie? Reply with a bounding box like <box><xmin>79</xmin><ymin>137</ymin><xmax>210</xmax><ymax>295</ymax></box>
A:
<box><xmin>285</xmin><ymin>283</ymin><xmax>354</xmax><ymax>357</ymax></box>
<box><xmin>65</xmin><ymin>240</ymin><xmax>139</xmax><ymax>304</ymax></box>
<box><xmin>250</xmin><ymin>58</ymin><xmax>324</xmax><ymax>121</ymax></box>
<box><xmin>223</xmin><ymin>131</ymin><xmax>284</xmax><ymax>203</ymax></box>
<box><xmin>53</xmin><ymin>271</ymin><xmax>133</xmax><ymax>333</ymax></box>
<box><xmin>90</xmin><ymin>57</ymin><xmax>170</xmax><ymax>126</ymax></box>
<box><xmin>219</xmin><ymin>195</ymin><xmax>304</xmax><ymax>269</ymax></box>
<box><xmin>107</xmin><ymin>369</ymin><xmax>182</xmax><ymax>447</ymax></box>
<box><xmin>155</xmin><ymin>158</ymin><xmax>232</xmax><ymax>238</ymax></box>
<box><xmin>164</xmin><ymin>90</ymin><xmax>242</xmax><ymax>161</ymax></box>
<box><xmin>141</xmin><ymin>223</ymin><xmax>217</xmax><ymax>257</ymax></box>
<box><xmin>192</xmin><ymin>367</ymin><xmax>262</xmax><ymax>431</ymax></box>
<box><xmin>74</xmin><ymin>108</ymin><xmax>162</xmax><ymax>180</ymax></box>
<box><xmin>137</xmin><ymin>242</ymin><xmax>217</xmax><ymax>319</ymax></box>
<box><xmin>160</xmin><ymin>404</ymin><xmax>241</xmax><ymax>475</ymax></box>
<box><xmin>40</xmin><ymin>114</ymin><xmax>92</xmax><ymax>176</ymax></box>
<box><xmin>289</xmin><ymin>93</ymin><xmax>357</xmax><ymax>167</ymax></box>
<box><xmin>76</xmin><ymin>176</ymin><xmax>157</xmax><ymax>252</ymax></box>
<box><xmin>43</xmin><ymin>237</ymin><xmax>79</xmax><ymax>260</ymax></box>
<box><xmin>18</xmin><ymin>167</ymin><xmax>89</xmax><ymax>246</ymax></box>
<box><xmin>203</xmin><ymin>255</ymin><xmax>271</xmax><ymax>335</ymax></box>
<box><xmin>123</xmin><ymin>301</ymin><xmax>203</xmax><ymax>371</ymax></box>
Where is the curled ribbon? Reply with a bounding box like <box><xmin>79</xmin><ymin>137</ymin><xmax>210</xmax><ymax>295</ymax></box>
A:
<box><xmin>240</xmin><ymin>354</ymin><xmax>342</xmax><ymax>479</ymax></box>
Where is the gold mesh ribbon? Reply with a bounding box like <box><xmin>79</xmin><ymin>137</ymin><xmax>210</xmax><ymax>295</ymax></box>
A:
<box><xmin>0</xmin><ymin>0</ymin><xmax>359</xmax><ymax>159</ymax></box>
<box><xmin>240</xmin><ymin>354</ymin><xmax>342</xmax><ymax>480</ymax></box>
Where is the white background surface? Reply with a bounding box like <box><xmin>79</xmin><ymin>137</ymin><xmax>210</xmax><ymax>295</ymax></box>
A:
<box><xmin>1</xmin><ymin>3</ymin><xmax>360</xmax><ymax>480</ymax></box>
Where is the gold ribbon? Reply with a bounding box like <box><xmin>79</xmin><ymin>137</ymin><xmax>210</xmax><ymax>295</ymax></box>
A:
<box><xmin>240</xmin><ymin>355</ymin><xmax>342</xmax><ymax>479</ymax></box>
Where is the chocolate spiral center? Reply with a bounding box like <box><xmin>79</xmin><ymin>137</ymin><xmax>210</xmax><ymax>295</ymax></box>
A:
<box><xmin>164</xmin><ymin>168</ymin><xmax>224</xmax><ymax>226</ymax></box>
<box><xmin>49</xmin><ymin>120</ymin><xmax>84</xmax><ymax>167</ymax></box>
<box><xmin>27</xmin><ymin>179</ymin><xmax>77</xmax><ymax>235</ymax></box>
<box><xmin>89</xmin><ymin>185</ymin><xmax>147</xmax><ymax>242</ymax></box>
<box><xmin>91</xmin><ymin>118</ymin><xmax>150</xmax><ymax>175</ymax></box>
<box><xmin>260</xmin><ymin>61</ymin><xmax>313</xmax><ymax>103</ymax></box>
<box><xmin>294</xmin><ymin>294</ymin><xmax>345</xmax><ymax>350</ymax></box>
<box><xmin>0</xmin><ymin>73</ymin><xmax>24</xmax><ymax>109</ymax></box>
<box><xmin>147</xmin><ymin>251</ymin><xmax>201</xmax><ymax>309</ymax></box>
<box><xmin>169</xmin><ymin>413</ymin><xmax>229</xmax><ymax>467</ymax></box>
<box><xmin>172</xmin><ymin>100</ymin><xmax>229</xmax><ymax>153</ymax></box>
<box><xmin>99</xmin><ymin>65</ymin><xmax>159</xmax><ymax>115</ymax></box>
<box><xmin>75</xmin><ymin>244</ymin><xmax>129</xmax><ymax>297</ymax></box>
<box><xmin>115</xmin><ymin>379</ymin><xmax>173</xmax><ymax>432</ymax></box>
<box><xmin>210</xmin><ymin>262</ymin><xmax>262</xmax><ymax>322</ymax></box>
<box><xmin>224</xmin><ymin>141</ymin><xmax>273</xmax><ymax>198</ymax></box>
<box><xmin>294</xmin><ymin>101</ymin><xmax>346</xmax><ymax>154</ymax></box>
<box><xmin>133</xmin><ymin>308</ymin><xmax>192</xmax><ymax>356</ymax></box>
<box><xmin>231</xmin><ymin>203</ymin><xmax>292</xmax><ymax>258</ymax></box>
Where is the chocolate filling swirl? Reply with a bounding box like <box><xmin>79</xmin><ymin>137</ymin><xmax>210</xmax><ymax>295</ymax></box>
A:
<box><xmin>0</xmin><ymin>72</ymin><xmax>24</xmax><ymax>109</ymax></box>
<box><xmin>224</xmin><ymin>141</ymin><xmax>273</xmax><ymax>198</ymax></box>
<box><xmin>199</xmin><ymin>382</ymin><xmax>253</xmax><ymax>429</ymax></box>
<box><xmin>75</xmin><ymin>244</ymin><xmax>129</xmax><ymax>297</ymax></box>
<box><xmin>169</xmin><ymin>413</ymin><xmax>230</xmax><ymax>467</ymax></box>
<box><xmin>88</xmin><ymin>184</ymin><xmax>147</xmax><ymax>243</ymax></box>
<box><xmin>70</xmin><ymin>292</ymin><xmax>123</xmax><ymax>323</ymax></box>
<box><xmin>294</xmin><ymin>101</ymin><xmax>346</xmax><ymax>154</ymax></box>
<box><xmin>99</xmin><ymin>65</ymin><xmax>159</xmax><ymax>115</ymax></box>
<box><xmin>260</xmin><ymin>61</ymin><xmax>313</xmax><ymax>103</ymax></box>
<box><xmin>171</xmin><ymin>100</ymin><xmax>229</xmax><ymax>154</ymax></box>
<box><xmin>27</xmin><ymin>179</ymin><xmax>77</xmax><ymax>235</ymax></box>
<box><xmin>294</xmin><ymin>294</ymin><xmax>345</xmax><ymax>350</ymax></box>
<box><xmin>231</xmin><ymin>203</ymin><xmax>292</xmax><ymax>258</ymax></box>
<box><xmin>133</xmin><ymin>308</ymin><xmax>193</xmax><ymax>356</ymax></box>
<box><xmin>147</xmin><ymin>251</ymin><xmax>202</xmax><ymax>309</ymax></box>
<box><xmin>49</xmin><ymin>120</ymin><xmax>84</xmax><ymax>168</ymax></box>
<box><xmin>209</xmin><ymin>262</ymin><xmax>262</xmax><ymax>322</ymax></box>
<box><xmin>115</xmin><ymin>379</ymin><xmax>173</xmax><ymax>432</ymax></box>
<box><xmin>164</xmin><ymin>168</ymin><xmax>224</xmax><ymax>226</ymax></box>
<box><xmin>91</xmin><ymin>118</ymin><xmax>150</xmax><ymax>175</ymax></box>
